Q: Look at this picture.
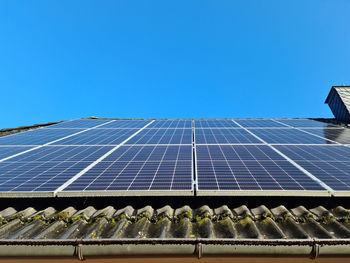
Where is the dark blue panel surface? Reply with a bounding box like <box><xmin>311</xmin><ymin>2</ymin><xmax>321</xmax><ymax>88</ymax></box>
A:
<box><xmin>48</xmin><ymin>119</ymin><xmax>112</xmax><ymax>128</ymax></box>
<box><xmin>275</xmin><ymin>145</ymin><xmax>350</xmax><ymax>191</ymax></box>
<box><xmin>194</xmin><ymin>120</ymin><xmax>239</xmax><ymax>128</ymax></box>
<box><xmin>0</xmin><ymin>146</ymin><xmax>113</xmax><ymax>192</ymax></box>
<box><xmin>196</xmin><ymin>145</ymin><xmax>326</xmax><ymax>191</ymax></box>
<box><xmin>52</xmin><ymin>129</ymin><xmax>139</xmax><ymax>145</ymax></box>
<box><xmin>146</xmin><ymin>120</ymin><xmax>192</xmax><ymax>129</ymax></box>
<box><xmin>248</xmin><ymin>128</ymin><xmax>334</xmax><ymax>144</ymax></box>
<box><xmin>275</xmin><ymin>119</ymin><xmax>338</xmax><ymax>128</ymax></box>
<box><xmin>195</xmin><ymin>128</ymin><xmax>262</xmax><ymax>144</ymax></box>
<box><xmin>301</xmin><ymin>128</ymin><xmax>350</xmax><ymax>144</ymax></box>
<box><xmin>0</xmin><ymin>129</ymin><xmax>85</xmax><ymax>146</ymax></box>
<box><xmin>235</xmin><ymin>119</ymin><xmax>288</xmax><ymax>128</ymax></box>
<box><xmin>0</xmin><ymin>147</ymin><xmax>34</xmax><ymax>160</ymax></box>
<box><xmin>64</xmin><ymin>145</ymin><xmax>193</xmax><ymax>191</ymax></box>
<box><xmin>96</xmin><ymin>120</ymin><xmax>151</xmax><ymax>128</ymax></box>
<box><xmin>125</xmin><ymin>129</ymin><xmax>192</xmax><ymax>145</ymax></box>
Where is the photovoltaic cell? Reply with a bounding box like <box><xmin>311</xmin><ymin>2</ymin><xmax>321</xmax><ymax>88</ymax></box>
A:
<box><xmin>146</xmin><ymin>120</ymin><xmax>192</xmax><ymax>129</ymax></box>
<box><xmin>195</xmin><ymin>128</ymin><xmax>262</xmax><ymax>144</ymax></box>
<box><xmin>95</xmin><ymin>120</ymin><xmax>151</xmax><ymax>128</ymax></box>
<box><xmin>125</xmin><ymin>128</ymin><xmax>192</xmax><ymax>145</ymax></box>
<box><xmin>0</xmin><ymin>146</ymin><xmax>113</xmax><ymax>192</ymax></box>
<box><xmin>63</xmin><ymin>145</ymin><xmax>193</xmax><ymax>192</ymax></box>
<box><xmin>275</xmin><ymin>145</ymin><xmax>350</xmax><ymax>191</ymax></box>
<box><xmin>234</xmin><ymin>119</ymin><xmax>288</xmax><ymax>128</ymax></box>
<box><xmin>194</xmin><ymin>120</ymin><xmax>239</xmax><ymax>128</ymax></box>
<box><xmin>275</xmin><ymin>119</ymin><xmax>337</xmax><ymax>128</ymax></box>
<box><xmin>301</xmin><ymin>128</ymin><xmax>350</xmax><ymax>144</ymax></box>
<box><xmin>196</xmin><ymin>145</ymin><xmax>326</xmax><ymax>192</ymax></box>
<box><xmin>0</xmin><ymin>146</ymin><xmax>34</xmax><ymax>161</ymax></box>
<box><xmin>51</xmin><ymin>129</ymin><xmax>139</xmax><ymax>145</ymax></box>
<box><xmin>0</xmin><ymin>129</ymin><xmax>85</xmax><ymax>146</ymax></box>
<box><xmin>248</xmin><ymin>128</ymin><xmax>334</xmax><ymax>144</ymax></box>
<box><xmin>48</xmin><ymin>119</ymin><xmax>112</xmax><ymax>128</ymax></box>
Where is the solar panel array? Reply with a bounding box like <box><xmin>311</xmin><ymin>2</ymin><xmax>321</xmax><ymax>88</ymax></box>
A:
<box><xmin>1</xmin><ymin>118</ymin><xmax>350</xmax><ymax>197</ymax></box>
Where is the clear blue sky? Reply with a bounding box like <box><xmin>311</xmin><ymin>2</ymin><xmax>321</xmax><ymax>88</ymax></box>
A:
<box><xmin>1</xmin><ymin>0</ymin><xmax>349</xmax><ymax>128</ymax></box>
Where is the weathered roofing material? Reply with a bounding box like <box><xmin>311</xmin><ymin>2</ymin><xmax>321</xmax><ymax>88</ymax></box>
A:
<box><xmin>325</xmin><ymin>86</ymin><xmax>350</xmax><ymax>124</ymax></box>
<box><xmin>1</xmin><ymin>205</ymin><xmax>350</xmax><ymax>259</ymax></box>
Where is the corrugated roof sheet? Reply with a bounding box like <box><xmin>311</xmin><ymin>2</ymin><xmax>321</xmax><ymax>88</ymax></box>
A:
<box><xmin>1</xmin><ymin>205</ymin><xmax>350</xmax><ymax>240</ymax></box>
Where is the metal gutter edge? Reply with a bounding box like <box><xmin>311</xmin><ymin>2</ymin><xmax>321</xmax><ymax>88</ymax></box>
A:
<box><xmin>0</xmin><ymin>239</ymin><xmax>350</xmax><ymax>258</ymax></box>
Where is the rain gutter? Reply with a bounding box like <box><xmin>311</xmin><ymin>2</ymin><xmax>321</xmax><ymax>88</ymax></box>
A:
<box><xmin>0</xmin><ymin>239</ymin><xmax>350</xmax><ymax>260</ymax></box>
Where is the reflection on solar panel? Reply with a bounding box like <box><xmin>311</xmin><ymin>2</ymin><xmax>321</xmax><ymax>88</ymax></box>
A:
<box><xmin>125</xmin><ymin>129</ymin><xmax>192</xmax><ymax>145</ymax></box>
<box><xmin>275</xmin><ymin>145</ymin><xmax>350</xmax><ymax>193</ymax></box>
<box><xmin>248</xmin><ymin>128</ymin><xmax>333</xmax><ymax>144</ymax></box>
<box><xmin>0</xmin><ymin>146</ymin><xmax>113</xmax><ymax>195</ymax></box>
<box><xmin>196</xmin><ymin>145</ymin><xmax>326</xmax><ymax>194</ymax></box>
<box><xmin>52</xmin><ymin>129</ymin><xmax>139</xmax><ymax>145</ymax></box>
<box><xmin>194</xmin><ymin>120</ymin><xmax>239</xmax><ymax>128</ymax></box>
<box><xmin>0</xmin><ymin>129</ymin><xmax>85</xmax><ymax>146</ymax></box>
<box><xmin>147</xmin><ymin>120</ymin><xmax>192</xmax><ymax>129</ymax></box>
<box><xmin>195</xmin><ymin>128</ymin><xmax>262</xmax><ymax>144</ymax></box>
<box><xmin>62</xmin><ymin>145</ymin><xmax>193</xmax><ymax>195</ymax></box>
<box><xmin>302</xmin><ymin>128</ymin><xmax>350</xmax><ymax>144</ymax></box>
<box><xmin>0</xmin><ymin>147</ymin><xmax>34</xmax><ymax>161</ymax></box>
<box><xmin>48</xmin><ymin>119</ymin><xmax>112</xmax><ymax>128</ymax></box>
<box><xmin>96</xmin><ymin>120</ymin><xmax>151</xmax><ymax>128</ymax></box>
<box><xmin>234</xmin><ymin>119</ymin><xmax>287</xmax><ymax>128</ymax></box>
<box><xmin>275</xmin><ymin>119</ymin><xmax>337</xmax><ymax>128</ymax></box>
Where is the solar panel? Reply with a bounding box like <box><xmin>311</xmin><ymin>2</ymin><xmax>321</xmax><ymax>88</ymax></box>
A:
<box><xmin>95</xmin><ymin>120</ymin><xmax>151</xmax><ymax>128</ymax></box>
<box><xmin>48</xmin><ymin>119</ymin><xmax>112</xmax><ymax>128</ymax></box>
<box><xmin>196</xmin><ymin>145</ymin><xmax>327</xmax><ymax>196</ymax></box>
<box><xmin>274</xmin><ymin>119</ymin><xmax>337</xmax><ymax>128</ymax></box>
<box><xmin>125</xmin><ymin>128</ymin><xmax>192</xmax><ymax>145</ymax></box>
<box><xmin>0</xmin><ymin>146</ymin><xmax>34</xmax><ymax>161</ymax></box>
<box><xmin>195</xmin><ymin>128</ymin><xmax>262</xmax><ymax>144</ymax></box>
<box><xmin>51</xmin><ymin>129</ymin><xmax>139</xmax><ymax>145</ymax></box>
<box><xmin>301</xmin><ymin>128</ymin><xmax>350</xmax><ymax>144</ymax></box>
<box><xmin>0</xmin><ymin>146</ymin><xmax>113</xmax><ymax>196</ymax></box>
<box><xmin>234</xmin><ymin>119</ymin><xmax>288</xmax><ymax>128</ymax></box>
<box><xmin>194</xmin><ymin>120</ymin><xmax>239</xmax><ymax>128</ymax></box>
<box><xmin>60</xmin><ymin>145</ymin><xmax>193</xmax><ymax>196</ymax></box>
<box><xmin>275</xmin><ymin>145</ymin><xmax>350</xmax><ymax>195</ymax></box>
<box><xmin>248</xmin><ymin>128</ymin><xmax>334</xmax><ymax>144</ymax></box>
<box><xmin>146</xmin><ymin>120</ymin><xmax>192</xmax><ymax>129</ymax></box>
<box><xmin>0</xmin><ymin>129</ymin><xmax>85</xmax><ymax>146</ymax></box>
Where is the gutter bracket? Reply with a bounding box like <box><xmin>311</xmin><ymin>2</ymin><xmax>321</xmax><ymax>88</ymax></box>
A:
<box><xmin>74</xmin><ymin>242</ymin><xmax>84</xmax><ymax>261</ymax></box>
<box><xmin>196</xmin><ymin>242</ymin><xmax>202</xmax><ymax>259</ymax></box>
<box><xmin>310</xmin><ymin>240</ymin><xmax>319</xmax><ymax>259</ymax></box>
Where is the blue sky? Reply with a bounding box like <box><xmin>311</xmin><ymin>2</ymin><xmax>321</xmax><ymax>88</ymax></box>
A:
<box><xmin>0</xmin><ymin>0</ymin><xmax>349</xmax><ymax>128</ymax></box>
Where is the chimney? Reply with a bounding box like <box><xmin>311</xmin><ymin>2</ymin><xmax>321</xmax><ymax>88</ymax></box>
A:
<box><xmin>325</xmin><ymin>86</ymin><xmax>350</xmax><ymax>124</ymax></box>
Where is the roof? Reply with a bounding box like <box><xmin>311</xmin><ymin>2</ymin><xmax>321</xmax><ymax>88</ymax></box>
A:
<box><xmin>325</xmin><ymin>86</ymin><xmax>350</xmax><ymax>123</ymax></box>
<box><xmin>1</xmin><ymin>204</ymin><xmax>350</xmax><ymax>258</ymax></box>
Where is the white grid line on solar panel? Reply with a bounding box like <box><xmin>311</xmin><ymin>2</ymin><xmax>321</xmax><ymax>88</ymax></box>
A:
<box><xmin>93</xmin><ymin>120</ymin><xmax>152</xmax><ymax>129</ymax></box>
<box><xmin>195</xmin><ymin>145</ymin><xmax>326</xmax><ymax>191</ymax></box>
<box><xmin>194</xmin><ymin>120</ymin><xmax>240</xmax><ymax>128</ymax></box>
<box><xmin>234</xmin><ymin>119</ymin><xmax>289</xmax><ymax>128</ymax></box>
<box><xmin>274</xmin><ymin>145</ymin><xmax>350</xmax><ymax>191</ymax></box>
<box><xmin>0</xmin><ymin>146</ymin><xmax>113</xmax><ymax>192</ymax></box>
<box><xmin>146</xmin><ymin>120</ymin><xmax>193</xmax><ymax>129</ymax></box>
<box><xmin>50</xmin><ymin>129</ymin><xmax>140</xmax><ymax>146</ymax></box>
<box><xmin>272</xmin><ymin>119</ymin><xmax>338</xmax><ymax>128</ymax></box>
<box><xmin>124</xmin><ymin>128</ymin><xmax>192</xmax><ymax>145</ymax></box>
<box><xmin>62</xmin><ymin>145</ymin><xmax>193</xmax><ymax>191</ymax></box>
<box><xmin>46</xmin><ymin>119</ymin><xmax>114</xmax><ymax>128</ymax></box>
<box><xmin>52</xmin><ymin>120</ymin><xmax>156</xmax><ymax>194</ymax></box>
<box><xmin>0</xmin><ymin>129</ymin><xmax>86</xmax><ymax>146</ymax></box>
<box><xmin>247</xmin><ymin>128</ymin><xmax>335</xmax><ymax>144</ymax></box>
<box><xmin>195</xmin><ymin>128</ymin><xmax>263</xmax><ymax>144</ymax></box>
<box><xmin>301</xmin><ymin>128</ymin><xmax>350</xmax><ymax>145</ymax></box>
<box><xmin>0</xmin><ymin>146</ymin><xmax>34</xmax><ymax>160</ymax></box>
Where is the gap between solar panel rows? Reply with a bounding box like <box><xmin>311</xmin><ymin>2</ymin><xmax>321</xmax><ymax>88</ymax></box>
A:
<box><xmin>0</xmin><ymin>119</ymin><xmax>350</xmax><ymax>197</ymax></box>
